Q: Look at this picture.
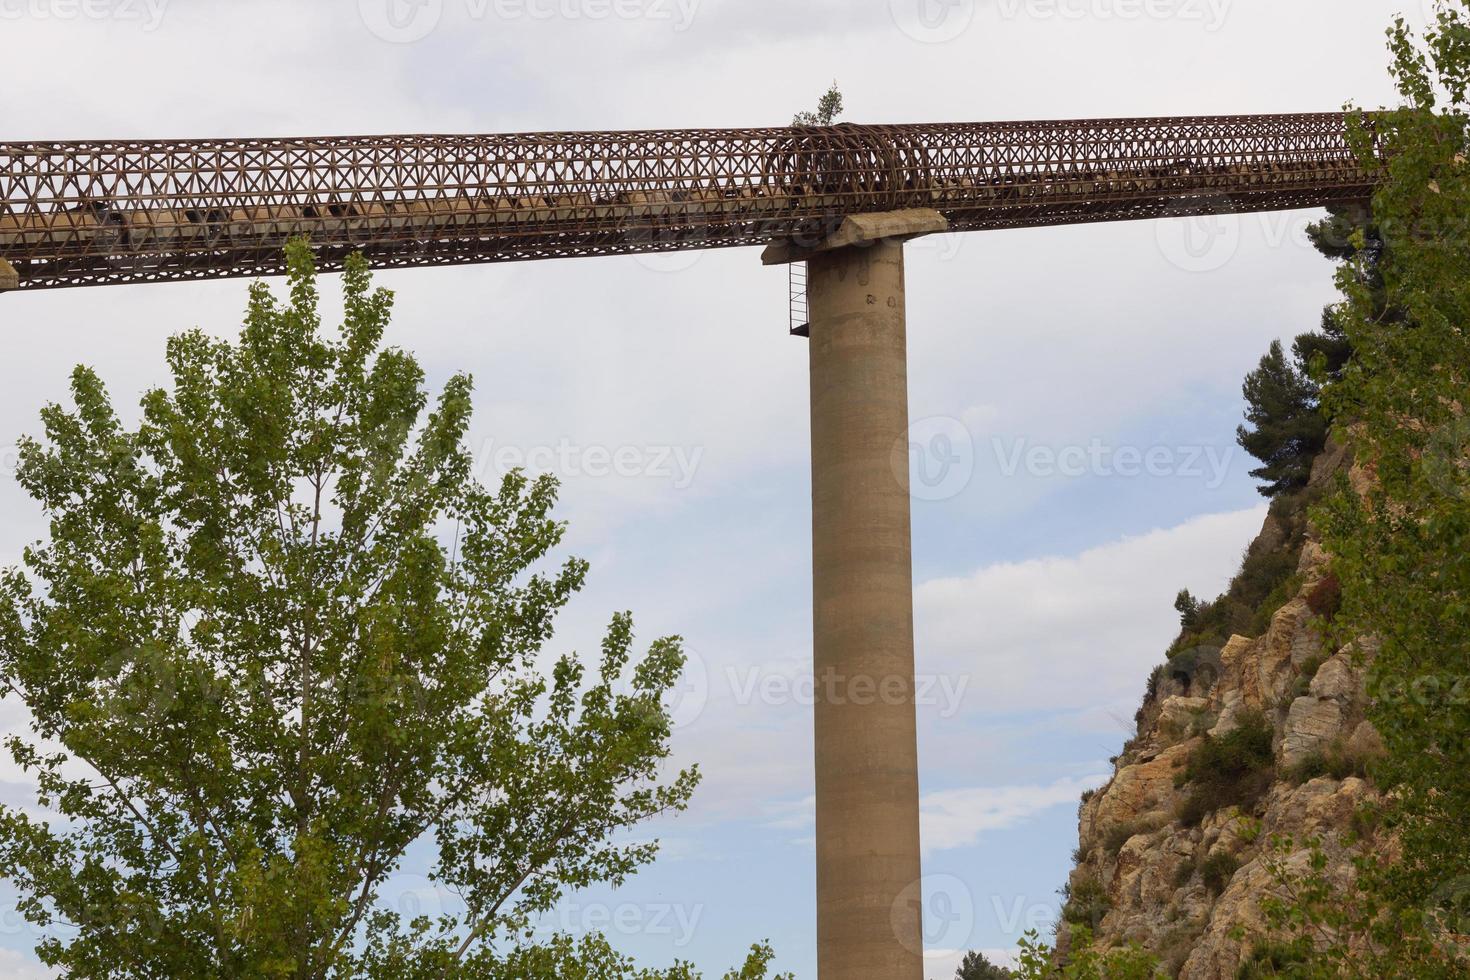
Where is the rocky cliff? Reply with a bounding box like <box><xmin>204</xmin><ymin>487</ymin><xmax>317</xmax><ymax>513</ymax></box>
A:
<box><xmin>1058</xmin><ymin>444</ymin><xmax>1386</xmax><ymax>977</ymax></box>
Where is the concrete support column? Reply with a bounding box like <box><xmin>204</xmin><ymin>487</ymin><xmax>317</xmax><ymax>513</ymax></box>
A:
<box><xmin>806</xmin><ymin>239</ymin><xmax>924</xmax><ymax>980</ymax></box>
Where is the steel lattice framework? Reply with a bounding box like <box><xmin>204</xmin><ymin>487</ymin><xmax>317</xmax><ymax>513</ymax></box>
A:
<box><xmin>0</xmin><ymin>112</ymin><xmax>1377</xmax><ymax>291</ymax></box>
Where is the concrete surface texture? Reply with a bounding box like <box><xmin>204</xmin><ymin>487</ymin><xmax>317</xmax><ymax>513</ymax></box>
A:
<box><xmin>806</xmin><ymin>237</ymin><xmax>925</xmax><ymax>980</ymax></box>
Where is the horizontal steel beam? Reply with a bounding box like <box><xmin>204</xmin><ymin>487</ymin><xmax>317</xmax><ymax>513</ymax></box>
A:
<box><xmin>0</xmin><ymin>113</ymin><xmax>1377</xmax><ymax>290</ymax></box>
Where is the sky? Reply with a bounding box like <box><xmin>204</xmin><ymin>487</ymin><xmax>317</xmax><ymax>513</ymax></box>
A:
<box><xmin>0</xmin><ymin>0</ymin><xmax>1433</xmax><ymax>976</ymax></box>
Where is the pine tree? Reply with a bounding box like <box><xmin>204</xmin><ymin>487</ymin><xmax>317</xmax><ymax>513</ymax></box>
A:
<box><xmin>1174</xmin><ymin>589</ymin><xmax>1202</xmax><ymax>629</ymax></box>
<box><xmin>1293</xmin><ymin>308</ymin><xmax>1354</xmax><ymax>383</ymax></box>
<box><xmin>1236</xmin><ymin>339</ymin><xmax>1327</xmax><ymax>497</ymax></box>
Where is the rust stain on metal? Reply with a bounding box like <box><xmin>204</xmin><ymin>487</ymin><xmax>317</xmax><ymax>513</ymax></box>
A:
<box><xmin>0</xmin><ymin>114</ymin><xmax>1378</xmax><ymax>291</ymax></box>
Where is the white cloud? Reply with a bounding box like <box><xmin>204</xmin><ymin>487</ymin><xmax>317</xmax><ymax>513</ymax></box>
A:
<box><xmin>760</xmin><ymin>794</ymin><xmax>814</xmax><ymax>831</ymax></box>
<box><xmin>0</xmin><ymin>947</ymin><xmax>53</xmax><ymax>979</ymax></box>
<box><xmin>920</xmin><ymin>774</ymin><xmax>1107</xmax><ymax>854</ymax></box>
<box><xmin>915</xmin><ymin>506</ymin><xmax>1267</xmax><ymax>716</ymax></box>
<box><xmin>633</xmin><ymin>507</ymin><xmax>1266</xmax><ymax>833</ymax></box>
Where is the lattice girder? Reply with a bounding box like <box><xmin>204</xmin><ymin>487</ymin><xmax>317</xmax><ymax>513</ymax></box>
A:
<box><xmin>0</xmin><ymin>113</ymin><xmax>1377</xmax><ymax>290</ymax></box>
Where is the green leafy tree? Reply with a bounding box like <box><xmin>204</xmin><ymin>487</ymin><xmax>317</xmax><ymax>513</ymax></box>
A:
<box><xmin>1240</xmin><ymin>1</ymin><xmax>1470</xmax><ymax>973</ymax></box>
<box><xmin>957</xmin><ymin>949</ymin><xmax>1014</xmax><ymax>979</ymax></box>
<box><xmin>1012</xmin><ymin>927</ymin><xmax>1159</xmax><ymax>979</ymax></box>
<box><xmin>792</xmin><ymin>81</ymin><xmax>844</xmax><ymax>126</ymax></box>
<box><xmin>0</xmin><ymin>242</ymin><xmax>782</xmax><ymax>978</ymax></box>
<box><xmin>1236</xmin><ymin>339</ymin><xmax>1327</xmax><ymax>497</ymax></box>
<box><xmin>465</xmin><ymin>934</ymin><xmax>788</xmax><ymax>980</ymax></box>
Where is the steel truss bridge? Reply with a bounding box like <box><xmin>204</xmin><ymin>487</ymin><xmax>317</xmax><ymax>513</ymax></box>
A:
<box><xmin>0</xmin><ymin>106</ymin><xmax>1388</xmax><ymax>980</ymax></box>
<box><xmin>0</xmin><ymin>112</ymin><xmax>1376</xmax><ymax>291</ymax></box>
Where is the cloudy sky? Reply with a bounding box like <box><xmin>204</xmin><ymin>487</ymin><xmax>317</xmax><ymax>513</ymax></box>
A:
<box><xmin>0</xmin><ymin>0</ymin><xmax>1431</xmax><ymax>976</ymax></box>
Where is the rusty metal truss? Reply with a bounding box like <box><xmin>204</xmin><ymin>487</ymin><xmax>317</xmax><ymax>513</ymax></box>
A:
<box><xmin>0</xmin><ymin>113</ymin><xmax>1378</xmax><ymax>291</ymax></box>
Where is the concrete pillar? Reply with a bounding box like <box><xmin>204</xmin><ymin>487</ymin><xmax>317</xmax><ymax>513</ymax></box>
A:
<box><xmin>806</xmin><ymin>239</ymin><xmax>924</xmax><ymax>980</ymax></box>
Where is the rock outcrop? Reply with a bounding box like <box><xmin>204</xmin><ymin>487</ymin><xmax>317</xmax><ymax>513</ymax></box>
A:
<box><xmin>1059</xmin><ymin>449</ymin><xmax>1384</xmax><ymax>977</ymax></box>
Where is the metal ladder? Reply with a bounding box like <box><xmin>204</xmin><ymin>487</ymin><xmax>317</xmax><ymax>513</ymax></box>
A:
<box><xmin>788</xmin><ymin>261</ymin><xmax>810</xmax><ymax>337</ymax></box>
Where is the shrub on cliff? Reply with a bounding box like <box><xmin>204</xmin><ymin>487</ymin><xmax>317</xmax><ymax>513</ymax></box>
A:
<box><xmin>1175</xmin><ymin>710</ymin><xmax>1276</xmax><ymax>827</ymax></box>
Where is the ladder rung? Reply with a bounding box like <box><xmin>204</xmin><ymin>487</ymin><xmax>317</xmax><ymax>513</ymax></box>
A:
<box><xmin>788</xmin><ymin>260</ymin><xmax>809</xmax><ymax>338</ymax></box>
